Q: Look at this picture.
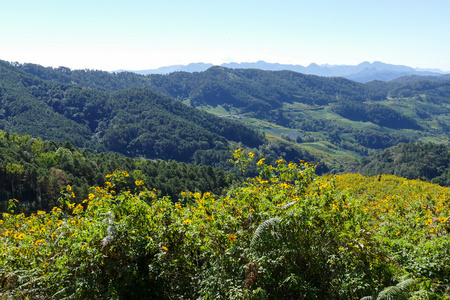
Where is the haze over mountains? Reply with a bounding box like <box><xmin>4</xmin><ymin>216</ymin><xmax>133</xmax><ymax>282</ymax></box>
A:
<box><xmin>122</xmin><ymin>61</ymin><xmax>448</xmax><ymax>83</ymax></box>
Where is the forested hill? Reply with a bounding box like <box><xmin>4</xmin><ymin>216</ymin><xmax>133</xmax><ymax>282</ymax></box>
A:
<box><xmin>7</xmin><ymin>60</ymin><xmax>450</xmax><ymax>167</ymax></box>
<box><xmin>0</xmin><ymin>61</ymin><xmax>266</xmax><ymax>164</ymax></box>
<box><xmin>345</xmin><ymin>142</ymin><xmax>450</xmax><ymax>186</ymax></box>
<box><xmin>0</xmin><ymin>129</ymin><xmax>239</xmax><ymax>213</ymax></box>
<box><xmin>15</xmin><ymin>62</ymin><xmax>385</xmax><ymax>112</ymax></box>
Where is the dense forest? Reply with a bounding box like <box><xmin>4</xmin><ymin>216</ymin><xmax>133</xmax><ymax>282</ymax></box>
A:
<box><xmin>10</xmin><ymin>60</ymin><xmax>450</xmax><ymax>161</ymax></box>
<box><xmin>0</xmin><ymin>129</ymin><xmax>239</xmax><ymax>213</ymax></box>
<box><xmin>1</xmin><ymin>61</ymin><xmax>331</xmax><ymax>169</ymax></box>
<box><xmin>346</xmin><ymin>142</ymin><xmax>450</xmax><ymax>186</ymax></box>
<box><xmin>0</xmin><ymin>61</ymin><xmax>265</xmax><ymax>163</ymax></box>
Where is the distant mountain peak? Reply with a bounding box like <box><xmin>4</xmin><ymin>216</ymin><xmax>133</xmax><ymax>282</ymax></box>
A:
<box><xmin>119</xmin><ymin>61</ymin><xmax>447</xmax><ymax>83</ymax></box>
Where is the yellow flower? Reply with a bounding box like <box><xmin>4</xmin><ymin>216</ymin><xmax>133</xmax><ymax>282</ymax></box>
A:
<box><xmin>184</xmin><ymin>219</ymin><xmax>192</xmax><ymax>225</ymax></box>
<box><xmin>425</xmin><ymin>218</ymin><xmax>433</xmax><ymax>226</ymax></box>
<box><xmin>66</xmin><ymin>185</ymin><xmax>72</xmax><ymax>191</ymax></box>
<box><xmin>88</xmin><ymin>193</ymin><xmax>95</xmax><ymax>200</ymax></box>
<box><xmin>248</xmin><ymin>152</ymin><xmax>255</xmax><ymax>157</ymax></box>
<box><xmin>162</xmin><ymin>246</ymin><xmax>168</xmax><ymax>251</ymax></box>
<box><xmin>228</xmin><ymin>234</ymin><xmax>237</xmax><ymax>242</ymax></box>
<box><xmin>81</xmin><ymin>244</ymin><xmax>88</xmax><ymax>250</ymax></box>
<box><xmin>34</xmin><ymin>239</ymin><xmax>45</xmax><ymax>246</ymax></box>
<box><xmin>71</xmin><ymin>192</ymin><xmax>76</xmax><ymax>198</ymax></box>
<box><xmin>105</xmin><ymin>174</ymin><xmax>113</xmax><ymax>178</ymax></box>
<box><xmin>257</xmin><ymin>158</ymin><xmax>265</xmax><ymax>165</ymax></box>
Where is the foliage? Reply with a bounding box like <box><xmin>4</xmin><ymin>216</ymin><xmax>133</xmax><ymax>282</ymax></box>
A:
<box><xmin>6</xmin><ymin>60</ymin><xmax>450</xmax><ymax>165</ymax></box>
<box><xmin>2</xmin><ymin>151</ymin><xmax>449</xmax><ymax>299</ymax></box>
<box><xmin>0</xmin><ymin>129</ymin><xmax>238</xmax><ymax>213</ymax></box>
<box><xmin>0</xmin><ymin>60</ymin><xmax>267</xmax><ymax>165</ymax></box>
<box><xmin>346</xmin><ymin>142</ymin><xmax>450</xmax><ymax>186</ymax></box>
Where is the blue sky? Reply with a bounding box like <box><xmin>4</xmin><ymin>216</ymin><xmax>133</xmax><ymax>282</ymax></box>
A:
<box><xmin>1</xmin><ymin>0</ymin><xmax>449</xmax><ymax>71</ymax></box>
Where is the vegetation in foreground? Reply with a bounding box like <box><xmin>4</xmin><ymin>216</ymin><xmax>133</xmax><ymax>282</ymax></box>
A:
<box><xmin>1</xmin><ymin>151</ymin><xmax>449</xmax><ymax>299</ymax></box>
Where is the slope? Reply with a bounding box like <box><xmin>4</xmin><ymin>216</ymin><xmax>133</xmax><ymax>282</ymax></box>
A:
<box><xmin>0</xmin><ymin>61</ymin><xmax>267</xmax><ymax>164</ymax></box>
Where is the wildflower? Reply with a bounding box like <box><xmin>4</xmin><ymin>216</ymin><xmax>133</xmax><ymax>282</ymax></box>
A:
<box><xmin>88</xmin><ymin>193</ymin><xmax>95</xmax><ymax>200</ymax></box>
<box><xmin>34</xmin><ymin>239</ymin><xmax>45</xmax><ymax>246</ymax></box>
<box><xmin>37</xmin><ymin>210</ymin><xmax>46</xmax><ymax>215</ymax></box>
<box><xmin>184</xmin><ymin>219</ymin><xmax>192</xmax><ymax>225</ymax></box>
<box><xmin>147</xmin><ymin>236</ymin><xmax>152</xmax><ymax>240</ymax></box>
<box><xmin>228</xmin><ymin>234</ymin><xmax>237</xmax><ymax>242</ymax></box>
<box><xmin>67</xmin><ymin>185</ymin><xmax>72</xmax><ymax>191</ymax></box>
<box><xmin>81</xmin><ymin>244</ymin><xmax>88</xmax><ymax>250</ymax></box>
<box><xmin>162</xmin><ymin>246</ymin><xmax>168</xmax><ymax>251</ymax></box>
<box><xmin>14</xmin><ymin>233</ymin><xmax>25</xmax><ymax>240</ymax></box>
<box><xmin>71</xmin><ymin>192</ymin><xmax>76</xmax><ymax>198</ymax></box>
<box><xmin>425</xmin><ymin>218</ymin><xmax>433</xmax><ymax>226</ymax></box>
<box><xmin>105</xmin><ymin>174</ymin><xmax>113</xmax><ymax>178</ymax></box>
<box><xmin>248</xmin><ymin>152</ymin><xmax>255</xmax><ymax>157</ymax></box>
<box><xmin>257</xmin><ymin>158</ymin><xmax>265</xmax><ymax>165</ymax></box>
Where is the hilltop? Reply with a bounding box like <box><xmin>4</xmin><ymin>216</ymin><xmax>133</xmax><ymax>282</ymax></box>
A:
<box><xmin>122</xmin><ymin>60</ymin><xmax>448</xmax><ymax>83</ymax></box>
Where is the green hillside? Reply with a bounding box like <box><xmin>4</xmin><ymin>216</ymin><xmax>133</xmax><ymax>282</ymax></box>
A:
<box><xmin>5</xmin><ymin>60</ymin><xmax>450</xmax><ymax>169</ymax></box>
<box><xmin>345</xmin><ymin>142</ymin><xmax>450</xmax><ymax>186</ymax></box>
<box><xmin>0</xmin><ymin>61</ymin><xmax>268</xmax><ymax>165</ymax></box>
<box><xmin>0</xmin><ymin>129</ymin><xmax>238</xmax><ymax>213</ymax></box>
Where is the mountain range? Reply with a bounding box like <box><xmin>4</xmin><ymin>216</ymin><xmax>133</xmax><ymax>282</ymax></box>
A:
<box><xmin>1</xmin><ymin>59</ymin><xmax>449</xmax><ymax>171</ymax></box>
<box><xmin>121</xmin><ymin>61</ymin><xmax>448</xmax><ymax>83</ymax></box>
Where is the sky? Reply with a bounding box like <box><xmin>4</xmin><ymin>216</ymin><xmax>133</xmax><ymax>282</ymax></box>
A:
<box><xmin>1</xmin><ymin>0</ymin><xmax>449</xmax><ymax>72</ymax></box>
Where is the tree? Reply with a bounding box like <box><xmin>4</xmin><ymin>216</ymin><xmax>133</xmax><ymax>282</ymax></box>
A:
<box><xmin>5</xmin><ymin>163</ymin><xmax>24</xmax><ymax>199</ymax></box>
